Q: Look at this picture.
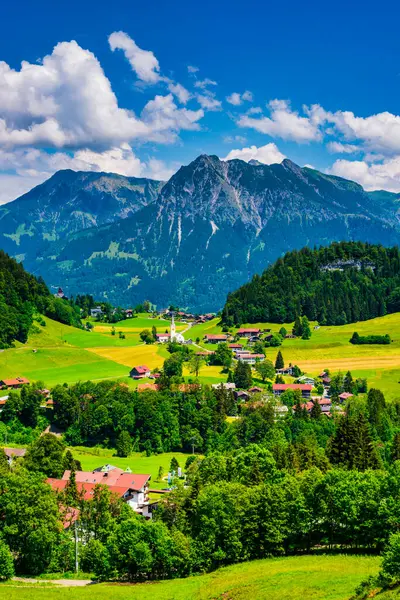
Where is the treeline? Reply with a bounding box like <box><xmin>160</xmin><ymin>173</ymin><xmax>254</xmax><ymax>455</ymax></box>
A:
<box><xmin>0</xmin><ymin>250</ymin><xmax>82</xmax><ymax>347</ymax></box>
<box><xmin>350</xmin><ymin>332</ymin><xmax>391</xmax><ymax>345</ymax></box>
<box><xmin>222</xmin><ymin>242</ymin><xmax>400</xmax><ymax>326</ymax></box>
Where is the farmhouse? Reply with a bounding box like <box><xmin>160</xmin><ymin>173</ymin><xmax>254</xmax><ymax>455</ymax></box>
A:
<box><xmin>276</xmin><ymin>367</ymin><xmax>294</xmax><ymax>376</ymax></box>
<box><xmin>49</xmin><ymin>465</ymin><xmax>152</xmax><ymax>515</ymax></box>
<box><xmin>90</xmin><ymin>307</ymin><xmax>103</xmax><ymax>318</ymax></box>
<box><xmin>234</xmin><ymin>390</ymin><xmax>250</xmax><ymax>401</ymax></box>
<box><xmin>156</xmin><ymin>332</ymin><xmax>170</xmax><ymax>343</ymax></box>
<box><xmin>0</xmin><ymin>377</ymin><xmax>30</xmax><ymax>389</ymax></box>
<box><xmin>249</xmin><ymin>386</ymin><xmax>263</xmax><ymax>394</ymax></box>
<box><xmin>204</xmin><ymin>334</ymin><xmax>229</xmax><ymax>343</ymax></box>
<box><xmin>238</xmin><ymin>354</ymin><xmax>265</xmax><ymax>365</ymax></box>
<box><xmin>339</xmin><ymin>392</ymin><xmax>353</xmax><ymax>402</ymax></box>
<box><xmin>125</xmin><ymin>309</ymin><xmax>133</xmax><ymax>318</ymax></box>
<box><xmin>130</xmin><ymin>365</ymin><xmax>151</xmax><ymax>379</ymax></box>
<box><xmin>272</xmin><ymin>384</ymin><xmax>312</xmax><ymax>398</ymax></box>
<box><xmin>4</xmin><ymin>447</ymin><xmax>26</xmax><ymax>465</ymax></box>
<box><xmin>237</xmin><ymin>328</ymin><xmax>261</xmax><ymax>338</ymax></box>
<box><xmin>211</xmin><ymin>382</ymin><xmax>236</xmax><ymax>390</ymax></box>
<box><xmin>229</xmin><ymin>343</ymin><xmax>242</xmax><ymax>350</ymax></box>
<box><xmin>297</xmin><ymin>376</ymin><xmax>315</xmax><ymax>385</ymax></box>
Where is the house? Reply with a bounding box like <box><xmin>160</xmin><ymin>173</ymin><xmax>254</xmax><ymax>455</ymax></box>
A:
<box><xmin>249</xmin><ymin>386</ymin><xmax>263</xmax><ymax>394</ymax></box>
<box><xmin>4</xmin><ymin>447</ymin><xmax>26</xmax><ymax>465</ymax></box>
<box><xmin>125</xmin><ymin>309</ymin><xmax>133</xmax><ymax>318</ymax></box>
<box><xmin>339</xmin><ymin>392</ymin><xmax>353</xmax><ymax>402</ymax></box>
<box><xmin>0</xmin><ymin>395</ymin><xmax>8</xmax><ymax>411</ymax></box>
<box><xmin>322</xmin><ymin>376</ymin><xmax>331</xmax><ymax>386</ymax></box>
<box><xmin>238</xmin><ymin>354</ymin><xmax>265</xmax><ymax>365</ymax></box>
<box><xmin>235</xmin><ymin>349</ymin><xmax>251</xmax><ymax>357</ymax></box>
<box><xmin>276</xmin><ymin>367</ymin><xmax>294</xmax><ymax>376</ymax></box>
<box><xmin>229</xmin><ymin>343</ymin><xmax>242</xmax><ymax>350</ymax></box>
<box><xmin>54</xmin><ymin>287</ymin><xmax>67</xmax><ymax>299</ymax></box>
<box><xmin>211</xmin><ymin>382</ymin><xmax>236</xmax><ymax>390</ymax></box>
<box><xmin>49</xmin><ymin>465</ymin><xmax>152</xmax><ymax>516</ymax></box>
<box><xmin>237</xmin><ymin>328</ymin><xmax>261</xmax><ymax>338</ymax></box>
<box><xmin>297</xmin><ymin>375</ymin><xmax>315</xmax><ymax>385</ymax></box>
<box><xmin>285</xmin><ymin>334</ymin><xmax>297</xmax><ymax>339</ymax></box>
<box><xmin>204</xmin><ymin>334</ymin><xmax>229</xmax><ymax>343</ymax></box>
<box><xmin>272</xmin><ymin>384</ymin><xmax>312</xmax><ymax>398</ymax></box>
<box><xmin>234</xmin><ymin>390</ymin><xmax>250</xmax><ymax>401</ymax></box>
<box><xmin>130</xmin><ymin>365</ymin><xmax>151</xmax><ymax>379</ymax></box>
<box><xmin>90</xmin><ymin>307</ymin><xmax>103</xmax><ymax>318</ymax></box>
<box><xmin>0</xmin><ymin>377</ymin><xmax>29</xmax><ymax>389</ymax></box>
<box><xmin>137</xmin><ymin>383</ymin><xmax>159</xmax><ymax>392</ymax></box>
<box><xmin>156</xmin><ymin>332</ymin><xmax>170</xmax><ymax>343</ymax></box>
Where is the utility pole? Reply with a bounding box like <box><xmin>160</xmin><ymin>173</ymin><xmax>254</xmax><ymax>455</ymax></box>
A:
<box><xmin>75</xmin><ymin>520</ymin><xmax>79</xmax><ymax>574</ymax></box>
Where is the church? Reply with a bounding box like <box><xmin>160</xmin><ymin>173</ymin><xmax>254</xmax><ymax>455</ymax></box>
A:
<box><xmin>170</xmin><ymin>314</ymin><xmax>185</xmax><ymax>344</ymax></box>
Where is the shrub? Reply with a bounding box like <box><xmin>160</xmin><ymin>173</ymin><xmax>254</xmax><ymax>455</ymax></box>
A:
<box><xmin>0</xmin><ymin>540</ymin><xmax>14</xmax><ymax>580</ymax></box>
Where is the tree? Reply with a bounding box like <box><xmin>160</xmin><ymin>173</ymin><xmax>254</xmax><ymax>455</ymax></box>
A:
<box><xmin>301</xmin><ymin>316</ymin><xmax>311</xmax><ymax>340</ymax></box>
<box><xmin>391</xmin><ymin>432</ymin><xmax>400</xmax><ymax>462</ymax></box>
<box><xmin>255</xmin><ymin>360</ymin><xmax>275</xmax><ymax>382</ymax></box>
<box><xmin>279</xmin><ymin>327</ymin><xmax>287</xmax><ymax>338</ymax></box>
<box><xmin>292</xmin><ymin>316</ymin><xmax>303</xmax><ymax>337</ymax></box>
<box><xmin>65</xmin><ymin>464</ymin><xmax>79</xmax><ymax>506</ymax></box>
<box><xmin>189</xmin><ymin>354</ymin><xmax>205</xmax><ymax>377</ymax></box>
<box><xmin>382</xmin><ymin>533</ymin><xmax>400</xmax><ymax>579</ymax></box>
<box><xmin>327</xmin><ymin>412</ymin><xmax>381</xmax><ymax>470</ymax></box>
<box><xmin>140</xmin><ymin>329</ymin><xmax>153</xmax><ymax>344</ymax></box>
<box><xmin>116</xmin><ymin>430</ymin><xmax>132</xmax><ymax>458</ymax></box>
<box><xmin>170</xmin><ymin>457</ymin><xmax>179</xmax><ymax>473</ymax></box>
<box><xmin>275</xmin><ymin>351</ymin><xmax>284</xmax><ymax>370</ymax></box>
<box><xmin>24</xmin><ymin>434</ymin><xmax>66</xmax><ymax>478</ymax></box>
<box><xmin>343</xmin><ymin>370</ymin><xmax>354</xmax><ymax>393</ymax></box>
<box><xmin>310</xmin><ymin>399</ymin><xmax>322</xmax><ymax>419</ymax></box>
<box><xmin>0</xmin><ymin>541</ymin><xmax>14</xmax><ymax>581</ymax></box>
<box><xmin>210</xmin><ymin>343</ymin><xmax>233</xmax><ymax>368</ymax></box>
<box><xmin>163</xmin><ymin>355</ymin><xmax>183</xmax><ymax>378</ymax></box>
<box><xmin>157</xmin><ymin>466</ymin><xmax>164</xmax><ymax>481</ymax></box>
<box><xmin>0</xmin><ymin>448</ymin><xmax>9</xmax><ymax>475</ymax></box>
<box><xmin>152</xmin><ymin>325</ymin><xmax>157</xmax><ymax>341</ymax></box>
<box><xmin>234</xmin><ymin>361</ymin><xmax>253</xmax><ymax>389</ymax></box>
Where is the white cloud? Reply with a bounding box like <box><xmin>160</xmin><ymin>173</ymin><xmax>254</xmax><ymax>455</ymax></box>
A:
<box><xmin>238</xmin><ymin>99</ymin><xmax>321</xmax><ymax>142</ymax></box>
<box><xmin>247</xmin><ymin>106</ymin><xmax>262</xmax><ymax>115</ymax></box>
<box><xmin>194</xmin><ymin>78</ymin><xmax>217</xmax><ymax>89</ymax></box>
<box><xmin>187</xmin><ymin>65</ymin><xmax>199</xmax><ymax>74</ymax></box>
<box><xmin>168</xmin><ymin>82</ymin><xmax>191</xmax><ymax>104</ymax></box>
<box><xmin>226</xmin><ymin>91</ymin><xmax>253</xmax><ymax>106</ymax></box>
<box><xmin>0</xmin><ymin>173</ymin><xmax>47</xmax><ymax>204</ymax></box>
<box><xmin>329</xmin><ymin>156</ymin><xmax>400</xmax><ymax>192</ymax></box>
<box><xmin>223</xmin><ymin>135</ymin><xmax>247</xmax><ymax>144</ymax></box>
<box><xmin>108</xmin><ymin>31</ymin><xmax>161</xmax><ymax>84</ymax></box>
<box><xmin>223</xmin><ymin>142</ymin><xmax>286</xmax><ymax>165</ymax></box>
<box><xmin>196</xmin><ymin>94</ymin><xmax>221</xmax><ymax>111</ymax></box>
<box><xmin>141</xmin><ymin>94</ymin><xmax>204</xmax><ymax>141</ymax></box>
<box><xmin>326</xmin><ymin>141</ymin><xmax>360</xmax><ymax>154</ymax></box>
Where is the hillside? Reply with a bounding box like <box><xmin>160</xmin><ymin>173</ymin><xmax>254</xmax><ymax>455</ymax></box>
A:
<box><xmin>0</xmin><ymin>555</ymin><xmax>380</xmax><ymax>599</ymax></box>
<box><xmin>3</xmin><ymin>156</ymin><xmax>400</xmax><ymax>311</ymax></box>
<box><xmin>222</xmin><ymin>241</ymin><xmax>400</xmax><ymax>326</ymax></box>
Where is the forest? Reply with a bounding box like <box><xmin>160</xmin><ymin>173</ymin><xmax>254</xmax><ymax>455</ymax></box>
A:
<box><xmin>221</xmin><ymin>242</ymin><xmax>400</xmax><ymax>326</ymax></box>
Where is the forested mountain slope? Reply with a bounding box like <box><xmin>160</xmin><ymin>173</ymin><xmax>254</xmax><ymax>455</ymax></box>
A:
<box><xmin>222</xmin><ymin>241</ymin><xmax>400</xmax><ymax>325</ymax></box>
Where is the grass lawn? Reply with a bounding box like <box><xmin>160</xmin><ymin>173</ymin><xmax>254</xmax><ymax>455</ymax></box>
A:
<box><xmin>0</xmin><ymin>554</ymin><xmax>380</xmax><ymax>599</ymax></box>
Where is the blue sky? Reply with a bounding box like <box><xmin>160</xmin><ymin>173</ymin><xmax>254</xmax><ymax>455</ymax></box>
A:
<box><xmin>1</xmin><ymin>0</ymin><xmax>400</xmax><ymax>202</ymax></box>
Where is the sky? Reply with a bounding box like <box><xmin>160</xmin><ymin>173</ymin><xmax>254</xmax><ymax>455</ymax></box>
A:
<box><xmin>1</xmin><ymin>0</ymin><xmax>400</xmax><ymax>202</ymax></box>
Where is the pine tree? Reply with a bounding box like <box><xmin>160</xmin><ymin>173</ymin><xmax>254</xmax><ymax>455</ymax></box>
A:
<box><xmin>65</xmin><ymin>464</ymin><xmax>79</xmax><ymax>505</ymax></box>
<box><xmin>310</xmin><ymin>399</ymin><xmax>322</xmax><ymax>419</ymax></box>
<box><xmin>301</xmin><ymin>316</ymin><xmax>311</xmax><ymax>340</ymax></box>
<box><xmin>391</xmin><ymin>432</ymin><xmax>400</xmax><ymax>462</ymax></box>
<box><xmin>275</xmin><ymin>350</ymin><xmax>284</xmax><ymax>370</ymax></box>
<box><xmin>292</xmin><ymin>316</ymin><xmax>303</xmax><ymax>337</ymax></box>
<box><xmin>343</xmin><ymin>370</ymin><xmax>354</xmax><ymax>393</ymax></box>
<box><xmin>234</xmin><ymin>361</ymin><xmax>253</xmax><ymax>389</ymax></box>
<box><xmin>116</xmin><ymin>430</ymin><xmax>132</xmax><ymax>458</ymax></box>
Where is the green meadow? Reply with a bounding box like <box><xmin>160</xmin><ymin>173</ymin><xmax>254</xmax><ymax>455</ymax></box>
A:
<box><xmin>0</xmin><ymin>554</ymin><xmax>380</xmax><ymax>599</ymax></box>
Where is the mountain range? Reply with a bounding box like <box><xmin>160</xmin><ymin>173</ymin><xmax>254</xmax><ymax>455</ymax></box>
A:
<box><xmin>1</xmin><ymin>155</ymin><xmax>400</xmax><ymax>312</ymax></box>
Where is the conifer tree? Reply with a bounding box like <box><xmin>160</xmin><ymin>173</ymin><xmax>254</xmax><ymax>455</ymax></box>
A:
<box><xmin>292</xmin><ymin>316</ymin><xmax>303</xmax><ymax>337</ymax></box>
<box><xmin>310</xmin><ymin>399</ymin><xmax>322</xmax><ymax>419</ymax></box>
<box><xmin>391</xmin><ymin>432</ymin><xmax>400</xmax><ymax>462</ymax></box>
<box><xmin>343</xmin><ymin>370</ymin><xmax>354</xmax><ymax>393</ymax></box>
<box><xmin>275</xmin><ymin>351</ymin><xmax>284</xmax><ymax>370</ymax></box>
<box><xmin>301</xmin><ymin>316</ymin><xmax>311</xmax><ymax>340</ymax></box>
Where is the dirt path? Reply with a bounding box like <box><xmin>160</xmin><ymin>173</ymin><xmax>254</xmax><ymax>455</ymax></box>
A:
<box><xmin>13</xmin><ymin>576</ymin><xmax>93</xmax><ymax>586</ymax></box>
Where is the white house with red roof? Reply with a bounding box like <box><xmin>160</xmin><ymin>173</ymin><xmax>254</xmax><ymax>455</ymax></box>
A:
<box><xmin>272</xmin><ymin>383</ymin><xmax>312</xmax><ymax>398</ymax></box>
<box><xmin>156</xmin><ymin>332</ymin><xmax>170</xmax><ymax>343</ymax></box>
<box><xmin>238</xmin><ymin>353</ymin><xmax>265</xmax><ymax>365</ymax></box>
<box><xmin>48</xmin><ymin>465</ymin><xmax>152</xmax><ymax>515</ymax></box>
<box><xmin>130</xmin><ymin>365</ymin><xmax>151</xmax><ymax>379</ymax></box>
<box><xmin>204</xmin><ymin>334</ymin><xmax>229</xmax><ymax>343</ymax></box>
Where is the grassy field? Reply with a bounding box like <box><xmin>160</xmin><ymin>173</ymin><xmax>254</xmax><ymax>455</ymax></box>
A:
<box><xmin>0</xmin><ymin>554</ymin><xmax>380</xmax><ymax>599</ymax></box>
<box><xmin>3</xmin><ymin>311</ymin><xmax>400</xmax><ymax>397</ymax></box>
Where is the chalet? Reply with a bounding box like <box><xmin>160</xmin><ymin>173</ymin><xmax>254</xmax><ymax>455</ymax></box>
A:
<box><xmin>285</xmin><ymin>334</ymin><xmax>297</xmax><ymax>339</ymax></box>
<box><xmin>249</xmin><ymin>386</ymin><xmax>263</xmax><ymax>394</ymax></box>
<box><xmin>301</xmin><ymin>398</ymin><xmax>332</xmax><ymax>414</ymax></box>
<box><xmin>322</xmin><ymin>376</ymin><xmax>331</xmax><ymax>386</ymax></box>
<box><xmin>339</xmin><ymin>392</ymin><xmax>353</xmax><ymax>402</ymax></box>
<box><xmin>237</xmin><ymin>328</ymin><xmax>261</xmax><ymax>338</ymax></box>
<box><xmin>130</xmin><ymin>365</ymin><xmax>151</xmax><ymax>379</ymax></box>
<box><xmin>276</xmin><ymin>366</ymin><xmax>294</xmax><ymax>376</ymax></box>
<box><xmin>211</xmin><ymin>382</ymin><xmax>236</xmax><ymax>390</ymax></box>
<box><xmin>238</xmin><ymin>354</ymin><xmax>265</xmax><ymax>365</ymax></box>
<box><xmin>248</xmin><ymin>335</ymin><xmax>261</xmax><ymax>343</ymax></box>
<box><xmin>229</xmin><ymin>343</ymin><xmax>242</xmax><ymax>350</ymax></box>
<box><xmin>234</xmin><ymin>390</ymin><xmax>250</xmax><ymax>401</ymax></box>
<box><xmin>90</xmin><ymin>307</ymin><xmax>103</xmax><ymax>318</ymax></box>
<box><xmin>272</xmin><ymin>383</ymin><xmax>312</xmax><ymax>398</ymax></box>
<box><xmin>297</xmin><ymin>376</ymin><xmax>315</xmax><ymax>386</ymax></box>
<box><xmin>125</xmin><ymin>309</ymin><xmax>133</xmax><ymax>318</ymax></box>
<box><xmin>54</xmin><ymin>287</ymin><xmax>67</xmax><ymax>299</ymax></box>
<box><xmin>204</xmin><ymin>334</ymin><xmax>229</xmax><ymax>343</ymax></box>
<box><xmin>4</xmin><ymin>447</ymin><xmax>26</xmax><ymax>465</ymax></box>
<box><xmin>48</xmin><ymin>465</ymin><xmax>152</xmax><ymax>516</ymax></box>
<box><xmin>156</xmin><ymin>332</ymin><xmax>170</xmax><ymax>343</ymax></box>
<box><xmin>0</xmin><ymin>377</ymin><xmax>29</xmax><ymax>389</ymax></box>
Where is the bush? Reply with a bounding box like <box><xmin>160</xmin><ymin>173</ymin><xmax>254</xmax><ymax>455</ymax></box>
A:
<box><xmin>382</xmin><ymin>533</ymin><xmax>400</xmax><ymax>579</ymax></box>
<box><xmin>0</xmin><ymin>540</ymin><xmax>14</xmax><ymax>580</ymax></box>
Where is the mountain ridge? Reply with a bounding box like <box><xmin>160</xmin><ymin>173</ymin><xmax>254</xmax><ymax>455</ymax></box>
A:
<box><xmin>2</xmin><ymin>155</ymin><xmax>400</xmax><ymax>311</ymax></box>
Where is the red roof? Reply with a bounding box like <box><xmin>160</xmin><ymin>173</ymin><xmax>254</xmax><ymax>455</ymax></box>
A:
<box><xmin>339</xmin><ymin>392</ymin><xmax>353</xmax><ymax>399</ymax></box>
<box><xmin>61</xmin><ymin>468</ymin><xmax>150</xmax><ymax>492</ymax></box>
<box><xmin>205</xmin><ymin>334</ymin><xmax>228</xmax><ymax>340</ymax></box>
<box><xmin>249</xmin><ymin>386</ymin><xmax>263</xmax><ymax>393</ymax></box>
<box><xmin>239</xmin><ymin>354</ymin><xmax>265</xmax><ymax>359</ymax></box>
<box><xmin>132</xmin><ymin>365</ymin><xmax>150</xmax><ymax>374</ymax></box>
<box><xmin>273</xmin><ymin>384</ymin><xmax>313</xmax><ymax>391</ymax></box>
<box><xmin>1</xmin><ymin>377</ymin><xmax>29</xmax><ymax>386</ymax></box>
<box><xmin>229</xmin><ymin>344</ymin><xmax>242</xmax><ymax>348</ymax></box>
<box><xmin>237</xmin><ymin>328</ymin><xmax>261</xmax><ymax>334</ymax></box>
<box><xmin>156</xmin><ymin>333</ymin><xmax>170</xmax><ymax>338</ymax></box>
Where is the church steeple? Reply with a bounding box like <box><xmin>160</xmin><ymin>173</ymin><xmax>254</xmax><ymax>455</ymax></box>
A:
<box><xmin>170</xmin><ymin>313</ymin><xmax>176</xmax><ymax>341</ymax></box>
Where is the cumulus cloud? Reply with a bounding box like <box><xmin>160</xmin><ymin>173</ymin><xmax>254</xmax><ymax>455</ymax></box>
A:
<box><xmin>108</xmin><ymin>31</ymin><xmax>161</xmax><ymax>83</ymax></box>
<box><xmin>168</xmin><ymin>82</ymin><xmax>191</xmax><ymax>104</ymax></box>
<box><xmin>141</xmin><ymin>94</ymin><xmax>204</xmax><ymax>141</ymax></box>
<box><xmin>223</xmin><ymin>142</ymin><xmax>286</xmax><ymax>165</ymax></box>
<box><xmin>187</xmin><ymin>65</ymin><xmax>199</xmax><ymax>74</ymax></box>
<box><xmin>223</xmin><ymin>135</ymin><xmax>247</xmax><ymax>144</ymax></box>
<box><xmin>238</xmin><ymin>99</ymin><xmax>321</xmax><ymax>142</ymax></box>
<box><xmin>329</xmin><ymin>156</ymin><xmax>400</xmax><ymax>192</ymax></box>
<box><xmin>326</xmin><ymin>141</ymin><xmax>360</xmax><ymax>154</ymax></box>
<box><xmin>194</xmin><ymin>78</ymin><xmax>217</xmax><ymax>89</ymax></box>
<box><xmin>226</xmin><ymin>91</ymin><xmax>253</xmax><ymax>106</ymax></box>
<box><xmin>196</xmin><ymin>94</ymin><xmax>221</xmax><ymax>111</ymax></box>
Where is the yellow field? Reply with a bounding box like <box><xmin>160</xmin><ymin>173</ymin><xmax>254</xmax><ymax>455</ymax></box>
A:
<box><xmin>87</xmin><ymin>344</ymin><xmax>168</xmax><ymax>370</ymax></box>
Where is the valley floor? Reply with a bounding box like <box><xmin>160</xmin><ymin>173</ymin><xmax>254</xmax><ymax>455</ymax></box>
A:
<box><xmin>2</xmin><ymin>312</ymin><xmax>400</xmax><ymax>399</ymax></box>
<box><xmin>0</xmin><ymin>554</ymin><xmax>380</xmax><ymax>600</ymax></box>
